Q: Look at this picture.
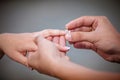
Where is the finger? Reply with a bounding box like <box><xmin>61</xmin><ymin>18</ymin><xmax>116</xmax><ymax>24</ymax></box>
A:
<box><xmin>46</xmin><ymin>36</ymin><xmax>53</xmax><ymax>41</ymax></box>
<box><xmin>71</xmin><ymin>26</ymin><xmax>92</xmax><ymax>32</ymax></box>
<box><xmin>53</xmin><ymin>36</ymin><xmax>59</xmax><ymax>44</ymax></box>
<box><xmin>37</xmin><ymin>36</ymin><xmax>54</xmax><ymax>49</ymax></box>
<box><xmin>37</xmin><ymin>36</ymin><xmax>70</xmax><ymax>52</ymax></box>
<box><xmin>23</xmin><ymin>42</ymin><xmax>38</xmax><ymax>52</ymax></box>
<box><xmin>34</xmin><ymin>29</ymin><xmax>65</xmax><ymax>38</ymax></box>
<box><xmin>65</xmin><ymin>31</ymin><xmax>94</xmax><ymax>43</ymax></box>
<box><xmin>55</xmin><ymin>44</ymin><xmax>70</xmax><ymax>52</ymax></box>
<box><xmin>27</xmin><ymin>51</ymin><xmax>38</xmax><ymax>69</ymax></box>
<box><xmin>73</xmin><ymin>41</ymin><xmax>96</xmax><ymax>51</ymax></box>
<box><xmin>69</xmin><ymin>41</ymin><xmax>74</xmax><ymax>45</ymax></box>
<box><xmin>66</xmin><ymin>16</ymin><xmax>97</xmax><ymax>30</ymax></box>
<box><xmin>12</xmin><ymin>51</ymin><xmax>28</xmax><ymax>66</ymax></box>
<box><xmin>59</xmin><ymin>36</ymin><xmax>66</xmax><ymax>46</ymax></box>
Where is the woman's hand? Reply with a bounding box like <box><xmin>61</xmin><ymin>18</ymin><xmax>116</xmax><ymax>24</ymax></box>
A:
<box><xmin>0</xmin><ymin>33</ymin><xmax>38</xmax><ymax>66</ymax></box>
<box><xmin>0</xmin><ymin>29</ymin><xmax>67</xmax><ymax>66</ymax></box>
<box><xmin>34</xmin><ymin>29</ymin><xmax>69</xmax><ymax>52</ymax></box>
<box><xmin>27</xmin><ymin>36</ymin><xmax>69</xmax><ymax>76</ymax></box>
<box><xmin>27</xmin><ymin>36</ymin><xmax>120</xmax><ymax>80</ymax></box>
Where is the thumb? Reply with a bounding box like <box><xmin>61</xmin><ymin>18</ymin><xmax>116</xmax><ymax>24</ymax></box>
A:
<box><xmin>65</xmin><ymin>31</ymin><xmax>94</xmax><ymax>43</ymax></box>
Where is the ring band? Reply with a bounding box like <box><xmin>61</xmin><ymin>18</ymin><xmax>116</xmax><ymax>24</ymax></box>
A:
<box><xmin>25</xmin><ymin>51</ymin><xmax>29</xmax><ymax>57</ymax></box>
<box><xmin>25</xmin><ymin>51</ymin><xmax>34</xmax><ymax>70</ymax></box>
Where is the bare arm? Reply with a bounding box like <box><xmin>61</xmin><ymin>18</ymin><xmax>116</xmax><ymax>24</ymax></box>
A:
<box><xmin>27</xmin><ymin>36</ymin><xmax>120</xmax><ymax>80</ymax></box>
<box><xmin>54</xmin><ymin>59</ymin><xmax>120</xmax><ymax>80</ymax></box>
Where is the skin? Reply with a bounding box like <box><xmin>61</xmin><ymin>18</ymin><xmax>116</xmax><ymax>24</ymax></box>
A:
<box><xmin>0</xmin><ymin>16</ymin><xmax>120</xmax><ymax>79</ymax></box>
<box><xmin>65</xmin><ymin>16</ymin><xmax>120</xmax><ymax>63</ymax></box>
<box><xmin>27</xmin><ymin>16</ymin><xmax>120</xmax><ymax>80</ymax></box>
<box><xmin>0</xmin><ymin>29</ymin><xmax>67</xmax><ymax>66</ymax></box>
<box><xmin>27</xmin><ymin>36</ymin><xmax>120</xmax><ymax>80</ymax></box>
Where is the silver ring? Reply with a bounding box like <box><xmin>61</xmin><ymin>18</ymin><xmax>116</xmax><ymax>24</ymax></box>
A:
<box><xmin>25</xmin><ymin>51</ymin><xmax>29</xmax><ymax>57</ymax></box>
<box><xmin>25</xmin><ymin>51</ymin><xmax>34</xmax><ymax>70</ymax></box>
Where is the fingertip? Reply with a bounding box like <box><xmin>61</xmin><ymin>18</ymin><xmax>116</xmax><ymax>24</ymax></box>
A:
<box><xmin>65</xmin><ymin>24</ymin><xmax>69</xmax><ymax>28</ymax></box>
<box><xmin>56</xmin><ymin>44</ymin><xmax>70</xmax><ymax>52</ymax></box>
<box><xmin>64</xmin><ymin>46</ymin><xmax>70</xmax><ymax>50</ymax></box>
<box><xmin>65</xmin><ymin>23</ymin><xmax>72</xmax><ymax>30</ymax></box>
<box><xmin>65</xmin><ymin>26</ymin><xmax>68</xmax><ymax>30</ymax></box>
<box><xmin>60</xmin><ymin>30</ymin><xmax>66</xmax><ymax>35</ymax></box>
<box><xmin>61</xmin><ymin>46</ymin><xmax>70</xmax><ymax>52</ymax></box>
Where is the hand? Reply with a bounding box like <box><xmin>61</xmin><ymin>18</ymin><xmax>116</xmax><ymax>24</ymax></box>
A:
<box><xmin>34</xmin><ymin>29</ymin><xmax>69</xmax><ymax>52</ymax></box>
<box><xmin>65</xmin><ymin>16</ymin><xmax>120</xmax><ymax>63</ymax></box>
<box><xmin>0</xmin><ymin>33</ymin><xmax>38</xmax><ymax>66</ymax></box>
<box><xmin>27</xmin><ymin>36</ymin><xmax>69</xmax><ymax>76</ymax></box>
<box><xmin>0</xmin><ymin>29</ymin><xmax>67</xmax><ymax>66</ymax></box>
<box><xmin>27</xmin><ymin>36</ymin><xmax>120</xmax><ymax>80</ymax></box>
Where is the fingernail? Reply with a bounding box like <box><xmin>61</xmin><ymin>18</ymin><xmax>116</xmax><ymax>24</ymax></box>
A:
<box><xmin>65</xmin><ymin>30</ymin><xmax>72</xmax><ymax>41</ymax></box>
<box><xmin>65</xmin><ymin>46</ymin><xmax>70</xmax><ymax>50</ymax></box>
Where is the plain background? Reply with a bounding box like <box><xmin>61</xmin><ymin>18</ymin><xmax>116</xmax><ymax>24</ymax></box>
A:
<box><xmin>0</xmin><ymin>0</ymin><xmax>120</xmax><ymax>80</ymax></box>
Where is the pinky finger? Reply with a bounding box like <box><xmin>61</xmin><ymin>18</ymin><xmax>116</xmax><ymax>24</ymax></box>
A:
<box><xmin>59</xmin><ymin>36</ymin><xmax>66</xmax><ymax>46</ymax></box>
<box><xmin>55</xmin><ymin>44</ymin><xmax>70</xmax><ymax>52</ymax></box>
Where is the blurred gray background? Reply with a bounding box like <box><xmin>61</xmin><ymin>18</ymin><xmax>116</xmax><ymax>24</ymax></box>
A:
<box><xmin>0</xmin><ymin>0</ymin><xmax>120</xmax><ymax>80</ymax></box>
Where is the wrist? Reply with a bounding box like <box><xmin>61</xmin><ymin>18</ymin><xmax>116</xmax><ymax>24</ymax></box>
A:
<box><xmin>51</xmin><ymin>59</ymin><xmax>120</xmax><ymax>80</ymax></box>
<box><xmin>51</xmin><ymin>59</ymin><xmax>70</xmax><ymax>79</ymax></box>
<box><xmin>51</xmin><ymin>58</ymin><xmax>88</xmax><ymax>80</ymax></box>
<box><xmin>52</xmin><ymin>59</ymin><xmax>94</xmax><ymax>80</ymax></box>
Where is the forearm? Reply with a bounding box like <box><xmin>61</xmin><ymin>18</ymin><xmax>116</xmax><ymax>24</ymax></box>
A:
<box><xmin>53</xmin><ymin>60</ymin><xmax>120</xmax><ymax>80</ymax></box>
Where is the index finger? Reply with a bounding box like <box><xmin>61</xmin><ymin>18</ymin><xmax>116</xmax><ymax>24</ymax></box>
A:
<box><xmin>65</xmin><ymin>16</ymin><xmax>97</xmax><ymax>30</ymax></box>
<box><xmin>33</xmin><ymin>29</ymin><xmax>65</xmax><ymax>38</ymax></box>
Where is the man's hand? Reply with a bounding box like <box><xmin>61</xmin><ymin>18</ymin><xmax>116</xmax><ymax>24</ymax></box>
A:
<box><xmin>65</xmin><ymin>16</ymin><xmax>120</xmax><ymax>63</ymax></box>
